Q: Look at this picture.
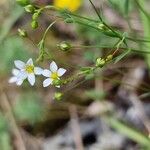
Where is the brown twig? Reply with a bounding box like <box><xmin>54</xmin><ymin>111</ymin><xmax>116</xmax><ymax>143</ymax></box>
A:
<box><xmin>0</xmin><ymin>87</ymin><xmax>27</xmax><ymax>150</ymax></box>
<box><xmin>69</xmin><ymin>105</ymin><xmax>84</xmax><ymax>150</ymax></box>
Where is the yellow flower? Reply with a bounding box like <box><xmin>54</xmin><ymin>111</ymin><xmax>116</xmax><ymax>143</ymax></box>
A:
<box><xmin>54</xmin><ymin>0</ymin><xmax>82</xmax><ymax>12</ymax></box>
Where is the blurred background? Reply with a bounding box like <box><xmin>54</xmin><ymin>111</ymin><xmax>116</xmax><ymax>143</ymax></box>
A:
<box><xmin>0</xmin><ymin>0</ymin><xmax>150</xmax><ymax>150</ymax></box>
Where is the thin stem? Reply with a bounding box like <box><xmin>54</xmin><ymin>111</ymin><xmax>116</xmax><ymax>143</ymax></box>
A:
<box><xmin>72</xmin><ymin>45</ymin><xmax>150</xmax><ymax>54</ymax></box>
<box><xmin>88</xmin><ymin>0</ymin><xmax>122</xmax><ymax>39</ymax></box>
<box><xmin>66</xmin><ymin>11</ymin><xmax>99</xmax><ymax>23</ymax></box>
<box><xmin>127</xmin><ymin>37</ymin><xmax>150</xmax><ymax>43</ymax></box>
<box><xmin>42</xmin><ymin>19</ymin><xmax>59</xmax><ymax>41</ymax></box>
<box><xmin>89</xmin><ymin>0</ymin><xmax>103</xmax><ymax>22</ymax></box>
<box><xmin>36</xmin><ymin>3</ymin><xmax>150</xmax><ymax>44</ymax></box>
<box><xmin>112</xmin><ymin>36</ymin><xmax>126</xmax><ymax>56</ymax></box>
<box><xmin>134</xmin><ymin>0</ymin><xmax>150</xmax><ymax>22</ymax></box>
<box><xmin>74</xmin><ymin>20</ymin><xmax>101</xmax><ymax>31</ymax></box>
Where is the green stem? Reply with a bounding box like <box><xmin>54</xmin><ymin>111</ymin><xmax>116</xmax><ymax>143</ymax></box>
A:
<box><xmin>42</xmin><ymin>20</ymin><xmax>58</xmax><ymax>41</ymax></box>
<box><xmin>127</xmin><ymin>37</ymin><xmax>150</xmax><ymax>43</ymax></box>
<box><xmin>66</xmin><ymin>11</ymin><xmax>99</xmax><ymax>23</ymax></box>
<box><xmin>134</xmin><ymin>0</ymin><xmax>150</xmax><ymax>22</ymax></box>
<box><xmin>89</xmin><ymin>0</ymin><xmax>122</xmax><ymax>39</ymax></box>
<box><xmin>36</xmin><ymin>4</ymin><xmax>150</xmax><ymax>43</ymax></box>
<box><xmin>89</xmin><ymin>0</ymin><xmax>103</xmax><ymax>22</ymax></box>
<box><xmin>106</xmin><ymin>117</ymin><xmax>150</xmax><ymax>148</ymax></box>
<box><xmin>72</xmin><ymin>45</ymin><xmax>150</xmax><ymax>54</ymax></box>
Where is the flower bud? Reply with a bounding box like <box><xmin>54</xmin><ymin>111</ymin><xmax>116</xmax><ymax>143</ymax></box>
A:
<box><xmin>24</xmin><ymin>5</ymin><xmax>35</xmax><ymax>13</ymax></box>
<box><xmin>16</xmin><ymin>0</ymin><xmax>30</xmax><ymax>6</ymax></box>
<box><xmin>96</xmin><ymin>58</ymin><xmax>106</xmax><ymax>68</ymax></box>
<box><xmin>106</xmin><ymin>55</ymin><xmax>113</xmax><ymax>62</ymax></box>
<box><xmin>32</xmin><ymin>12</ymin><xmax>40</xmax><ymax>20</ymax></box>
<box><xmin>57</xmin><ymin>41</ymin><xmax>71</xmax><ymax>52</ymax></box>
<box><xmin>18</xmin><ymin>28</ymin><xmax>27</xmax><ymax>37</ymax></box>
<box><xmin>98</xmin><ymin>23</ymin><xmax>107</xmax><ymax>31</ymax></box>
<box><xmin>31</xmin><ymin>20</ymin><xmax>38</xmax><ymax>29</ymax></box>
<box><xmin>54</xmin><ymin>92</ymin><xmax>63</xmax><ymax>101</ymax></box>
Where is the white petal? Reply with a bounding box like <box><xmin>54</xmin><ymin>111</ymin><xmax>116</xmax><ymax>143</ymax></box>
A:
<box><xmin>50</xmin><ymin>61</ymin><xmax>58</xmax><ymax>72</ymax></box>
<box><xmin>57</xmin><ymin>68</ymin><xmax>66</xmax><ymax>77</ymax></box>
<box><xmin>14</xmin><ymin>60</ymin><xmax>25</xmax><ymax>69</ymax></box>
<box><xmin>42</xmin><ymin>69</ymin><xmax>51</xmax><ymax>77</ymax></box>
<box><xmin>34</xmin><ymin>67</ymin><xmax>43</xmax><ymax>75</ymax></box>
<box><xmin>26</xmin><ymin>58</ymin><xmax>33</xmax><ymax>65</ymax></box>
<box><xmin>9</xmin><ymin>77</ymin><xmax>17</xmax><ymax>83</ymax></box>
<box><xmin>16</xmin><ymin>79</ymin><xmax>24</xmax><ymax>86</ymax></box>
<box><xmin>17</xmin><ymin>71</ymin><xmax>27</xmax><ymax>80</ymax></box>
<box><xmin>27</xmin><ymin>73</ymin><xmax>35</xmax><ymax>86</ymax></box>
<box><xmin>43</xmin><ymin>78</ymin><xmax>53</xmax><ymax>87</ymax></box>
<box><xmin>12</xmin><ymin>69</ymin><xmax>19</xmax><ymax>76</ymax></box>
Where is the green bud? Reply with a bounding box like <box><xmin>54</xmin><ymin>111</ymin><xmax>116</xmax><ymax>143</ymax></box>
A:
<box><xmin>32</xmin><ymin>12</ymin><xmax>40</xmax><ymax>20</ymax></box>
<box><xmin>96</xmin><ymin>58</ymin><xmax>106</xmax><ymax>68</ymax></box>
<box><xmin>54</xmin><ymin>92</ymin><xmax>63</xmax><ymax>101</ymax></box>
<box><xmin>106</xmin><ymin>55</ymin><xmax>113</xmax><ymax>62</ymax></box>
<box><xmin>57</xmin><ymin>41</ymin><xmax>71</xmax><ymax>52</ymax></box>
<box><xmin>52</xmin><ymin>79</ymin><xmax>62</xmax><ymax>87</ymax></box>
<box><xmin>24</xmin><ymin>5</ymin><xmax>35</xmax><ymax>13</ymax></box>
<box><xmin>18</xmin><ymin>28</ymin><xmax>27</xmax><ymax>37</ymax></box>
<box><xmin>16</xmin><ymin>0</ymin><xmax>30</xmax><ymax>6</ymax></box>
<box><xmin>31</xmin><ymin>20</ymin><xmax>38</xmax><ymax>29</ymax></box>
<box><xmin>98</xmin><ymin>23</ymin><xmax>107</xmax><ymax>31</ymax></box>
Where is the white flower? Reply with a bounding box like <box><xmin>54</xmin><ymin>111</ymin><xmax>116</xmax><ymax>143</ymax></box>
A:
<box><xmin>42</xmin><ymin>61</ymin><xmax>66</xmax><ymax>87</ymax></box>
<box><xmin>9</xmin><ymin>69</ymin><xmax>24</xmax><ymax>86</ymax></box>
<box><xmin>9</xmin><ymin>58</ymin><xmax>43</xmax><ymax>86</ymax></box>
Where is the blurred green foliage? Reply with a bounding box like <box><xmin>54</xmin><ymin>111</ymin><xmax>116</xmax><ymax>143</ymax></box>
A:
<box><xmin>85</xmin><ymin>90</ymin><xmax>106</xmax><ymax>100</ymax></box>
<box><xmin>0</xmin><ymin>114</ymin><xmax>11</xmax><ymax>150</ymax></box>
<box><xmin>108</xmin><ymin>0</ymin><xmax>134</xmax><ymax>16</ymax></box>
<box><xmin>0</xmin><ymin>36</ymin><xmax>31</xmax><ymax>74</ymax></box>
<box><xmin>14</xmin><ymin>92</ymin><xmax>45</xmax><ymax>124</ymax></box>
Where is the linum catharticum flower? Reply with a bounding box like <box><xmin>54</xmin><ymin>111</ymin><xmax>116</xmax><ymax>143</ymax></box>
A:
<box><xmin>9</xmin><ymin>58</ymin><xmax>43</xmax><ymax>86</ymax></box>
<box><xmin>42</xmin><ymin>61</ymin><xmax>66</xmax><ymax>88</ymax></box>
<box><xmin>54</xmin><ymin>0</ymin><xmax>82</xmax><ymax>12</ymax></box>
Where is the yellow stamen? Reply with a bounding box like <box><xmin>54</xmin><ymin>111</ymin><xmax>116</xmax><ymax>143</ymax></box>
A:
<box><xmin>25</xmin><ymin>65</ymin><xmax>34</xmax><ymax>73</ymax></box>
<box><xmin>51</xmin><ymin>72</ymin><xmax>59</xmax><ymax>80</ymax></box>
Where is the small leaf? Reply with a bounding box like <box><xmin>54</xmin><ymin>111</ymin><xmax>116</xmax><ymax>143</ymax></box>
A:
<box><xmin>114</xmin><ymin>48</ymin><xmax>131</xmax><ymax>63</ymax></box>
<box><xmin>107</xmin><ymin>118</ymin><xmax>150</xmax><ymax>148</ymax></box>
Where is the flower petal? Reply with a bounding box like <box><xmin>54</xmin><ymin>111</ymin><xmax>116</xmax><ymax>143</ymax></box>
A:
<box><xmin>14</xmin><ymin>60</ymin><xmax>25</xmax><ymax>69</ymax></box>
<box><xmin>43</xmin><ymin>78</ymin><xmax>53</xmax><ymax>87</ymax></box>
<box><xmin>34</xmin><ymin>67</ymin><xmax>43</xmax><ymax>75</ymax></box>
<box><xmin>12</xmin><ymin>69</ymin><xmax>19</xmax><ymax>76</ymax></box>
<box><xmin>27</xmin><ymin>73</ymin><xmax>35</xmax><ymax>86</ymax></box>
<box><xmin>50</xmin><ymin>61</ymin><xmax>58</xmax><ymax>72</ymax></box>
<box><xmin>42</xmin><ymin>69</ymin><xmax>51</xmax><ymax>77</ymax></box>
<box><xmin>16</xmin><ymin>79</ymin><xmax>24</xmax><ymax>86</ymax></box>
<box><xmin>26</xmin><ymin>58</ymin><xmax>33</xmax><ymax>65</ymax></box>
<box><xmin>57</xmin><ymin>68</ymin><xmax>66</xmax><ymax>76</ymax></box>
<box><xmin>17</xmin><ymin>71</ymin><xmax>27</xmax><ymax>80</ymax></box>
<box><xmin>9</xmin><ymin>77</ymin><xmax>17</xmax><ymax>83</ymax></box>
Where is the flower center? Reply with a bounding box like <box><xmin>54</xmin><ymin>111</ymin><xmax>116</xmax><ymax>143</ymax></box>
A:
<box><xmin>51</xmin><ymin>72</ymin><xmax>59</xmax><ymax>80</ymax></box>
<box><xmin>25</xmin><ymin>65</ymin><xmax>34</xmax><ymax>73</ymax></box>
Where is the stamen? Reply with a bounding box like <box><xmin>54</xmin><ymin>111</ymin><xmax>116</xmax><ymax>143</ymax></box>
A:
<box><xmin>51</xmin><ymin>72</ymin><xmax>59</xmax><ymax>80</ymax></box>
<box><xmin>25</xmin><ymin>65</ymin><xmax>34</xmax><ymax>73</ymax></box>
